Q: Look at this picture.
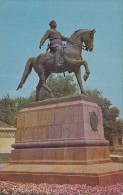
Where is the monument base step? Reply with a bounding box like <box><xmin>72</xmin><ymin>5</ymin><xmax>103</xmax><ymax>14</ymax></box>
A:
<box><xmin>0</xmin><ymin>162</ymin><xmax>123</xmax><ymax>187</ymax></box>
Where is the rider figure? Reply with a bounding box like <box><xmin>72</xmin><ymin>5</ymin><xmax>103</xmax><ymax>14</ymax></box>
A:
<box><xmin>39</xmin><ymin>20</ymin><xmax>69</xmax><ymax>67</ymax></box>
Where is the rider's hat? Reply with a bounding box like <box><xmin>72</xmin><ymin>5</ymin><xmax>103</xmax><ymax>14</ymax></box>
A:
<box><xmin>49</xmin><ymin>20</ymin><xmax>56</xmax><ymax>27</ymax></box>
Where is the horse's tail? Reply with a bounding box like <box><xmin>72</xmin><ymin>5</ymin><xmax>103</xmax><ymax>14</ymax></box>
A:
<box><xmin>16</xmin><ymin>57</ymin><xmax>34</xmax><ymax>91</ymax></box>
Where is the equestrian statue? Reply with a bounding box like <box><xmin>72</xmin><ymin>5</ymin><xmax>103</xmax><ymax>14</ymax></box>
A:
<box><xmin>17</xmin><ymin>20</ymin><xmax>96</xmax><ymax>101</ymax></box>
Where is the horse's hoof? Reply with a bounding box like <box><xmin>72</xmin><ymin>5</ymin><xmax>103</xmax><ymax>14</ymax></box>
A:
<box><xmin>50</xmin><ymin>93</ymin><xmax>55</xmax><ymax>98</ymax></box>
<box><xmin>83</xmin><ymin>74</ymin><xmax>88</xmax><ymax>81</ymax></box>
<box><xmin>81</xmin><ymin>90</ymin><xmax>87</xmax><ymax>95</ymax></box>
<box><xmin>16</xmin><ymin>83</ymin><xmax>22</xmax><ymax>91</ymax></box>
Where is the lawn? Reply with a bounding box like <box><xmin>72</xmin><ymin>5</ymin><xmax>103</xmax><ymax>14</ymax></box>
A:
<box><xmin>0</xmin><ymin>154</ymin><xmax>11</xmax><ymax>163</ymax></box>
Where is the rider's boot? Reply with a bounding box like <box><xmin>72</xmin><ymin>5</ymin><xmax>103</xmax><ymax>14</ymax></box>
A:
<box><xmin>55</xmin><ymin>47</ymin><xmax>63</xmax><ymax>67</ymax></box>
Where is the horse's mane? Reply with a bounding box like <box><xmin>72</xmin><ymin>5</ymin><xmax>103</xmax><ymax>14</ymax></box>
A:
<box><xmin>70</xmin><ymin>29</ymin><xmax>91</xmax><ymax>39</ymax></box>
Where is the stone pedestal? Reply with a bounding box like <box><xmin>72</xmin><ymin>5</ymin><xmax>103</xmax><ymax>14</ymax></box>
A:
<box><xmin>0</xmin><ymin>95</ymin><xmax>123</xmax><ymax>186</ymax></box>
<box><xmin>11</xmin><ymin>95</ymin><xmax>110</xmax><ymax>165</ymax></box>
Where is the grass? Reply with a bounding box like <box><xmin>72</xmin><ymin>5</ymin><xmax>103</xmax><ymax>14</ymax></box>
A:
<box><xmin>0</xmin><ymin>154</ymin><xmax>11</xmax><ymax>163</ymax></box>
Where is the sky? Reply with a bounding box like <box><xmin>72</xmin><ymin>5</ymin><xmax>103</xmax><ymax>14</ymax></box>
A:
<box><xmin>0</xmin><ymin>0</ymin><xmax>123</xmax><ymax>118</ymax></box>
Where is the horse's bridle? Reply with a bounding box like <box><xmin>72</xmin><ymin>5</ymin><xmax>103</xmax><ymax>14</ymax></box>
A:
<box><xmin>84</xmin><ymin>33</ymin><xmax>94</xmax><ymax>51</ymax></box>
<box><xmin>68</xmin><ymin>31</ymin><xmax>94</xmax><ymax>51</ymax></box>
<box><xmin>68</xmin><ymin>39</ymin><xmax>86</xmax><ymax>50</ymax></box>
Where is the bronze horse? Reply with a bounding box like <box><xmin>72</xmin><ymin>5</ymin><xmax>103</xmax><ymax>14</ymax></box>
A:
<box><xmin>17</xmin><ymin>29</ymin><xmax>96</xmax><ymax>101</ymax></box>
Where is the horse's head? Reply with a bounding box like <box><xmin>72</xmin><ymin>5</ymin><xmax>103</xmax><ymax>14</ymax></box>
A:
<box><xmin>69</xmin><ymin>29</ymin><xmax>96</xmax><ymax>52</ymax></box>
<box><xmin>81</xmin><ymin>29</ymin><xmax>96</xmax><ymax>52</ymax></box>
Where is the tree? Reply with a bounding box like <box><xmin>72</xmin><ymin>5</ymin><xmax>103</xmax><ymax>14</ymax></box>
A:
<box><xmin>30</xmin><ymin>74</ymin><xmax>78</xmax><ymax>101</ymax></box>
<box><xmin>0</xmin><ymin>94</ymin><xmax>31</xmax><ymax>126</ymax></box>
<box><xmin>86</xmin><ymin>89</ymin><xmax>123</xmax><ymax>141</ymax></box>
<box><xmin>0</xmin><ymin>77</ymin><xmax>122</xmax><ymax>144</ymax></box>
<box><xmin>0</xmin><ymin>74</ymin><xmax>78</xmax><ymax>125</ymax></box>
<box><xmin>0</xmin><ymin>93</ymin><xmax>15</xmax><ymax>126</ymax></box>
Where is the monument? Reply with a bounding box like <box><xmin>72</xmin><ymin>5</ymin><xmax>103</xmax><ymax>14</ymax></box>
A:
<box><xmin>0</xmin><ymin>22</ymin><xmax>123</xmax><ymax>186</ymax></box>
<box><xmin>16</xmin><ymin>21</ymin><xmax>95</xmax><ymax>101</ymax></box>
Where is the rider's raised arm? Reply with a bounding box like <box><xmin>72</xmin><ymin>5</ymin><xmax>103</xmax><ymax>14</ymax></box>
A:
<box><xmin>40</xmin><ymin>30</ymin><xmax>50</xmax><ymax>46</ymax></box>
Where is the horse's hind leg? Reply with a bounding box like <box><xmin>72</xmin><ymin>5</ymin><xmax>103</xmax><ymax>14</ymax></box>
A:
<box><xmin>36</xmin><ymin>73</ymin><xmax>53</xmax><ymax>101</ymax></box>
<box><xmin>42</xmin><ymin>83</ymin><xmax>54</xmax><ymax>98</ymax></box>
<box><xmin>36</xmin><ymin>79</ymin><xmax>42</xmax><ymax>101</ymax></box>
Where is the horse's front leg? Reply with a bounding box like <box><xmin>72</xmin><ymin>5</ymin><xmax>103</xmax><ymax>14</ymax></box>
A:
<box><xmin>74</xmin><ymin>68</ymin><xmax>85</xmax><ymax>94</ymax></box>
<box><xmin>81</xmin><ymin>60</ymin><xmax>90</xmax><ymax>81</ymax></box>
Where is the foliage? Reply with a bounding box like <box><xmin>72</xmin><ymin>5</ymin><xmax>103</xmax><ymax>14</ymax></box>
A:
<box><xmin>0</xmin><ymin>181</ymin><xmax>123</xmax><ymax>195</ymax></box>
<box><xmin>0</xmin><ymin>93</ymin><xmax>16</xmax><ymax>126</ymax></box>
<box><xmin>0</xmin><ymin>77</ymin><xmax>122</xmax><ymax>143</ymax></box>
<box><xmin>30</xmin><ymin>74</ymin><xmax>78</xmax><ymax>101</ymax></box>
<box><xmin>86</xmin><ymin>89</ymin><xmax>123</xmax><ymax>141</ymax></box>
<box><xmin>0</xmin><ymin>93</ymin><xmax>31</xmax><ymax>126</ymax></box>
<box><xmin>0</xmin><ymin>74</ymin><xmax>78</xmax><ymax>126</ymax></box>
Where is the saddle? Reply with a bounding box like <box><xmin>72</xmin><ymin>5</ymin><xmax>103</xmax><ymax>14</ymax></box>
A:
<box><xmin>44</xmin><ymin>44</ymin><xmax>65</xmax><ymax>64</ymax></box>
<box><xmin>44</xmin><ymin>52</ymin><xmax>64</xmax><ymax>65</ymax></box>
<box><xmin>41</xmin><ymin>44</ymin><xmax>82</xmax><ymax>68</ymax></box>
